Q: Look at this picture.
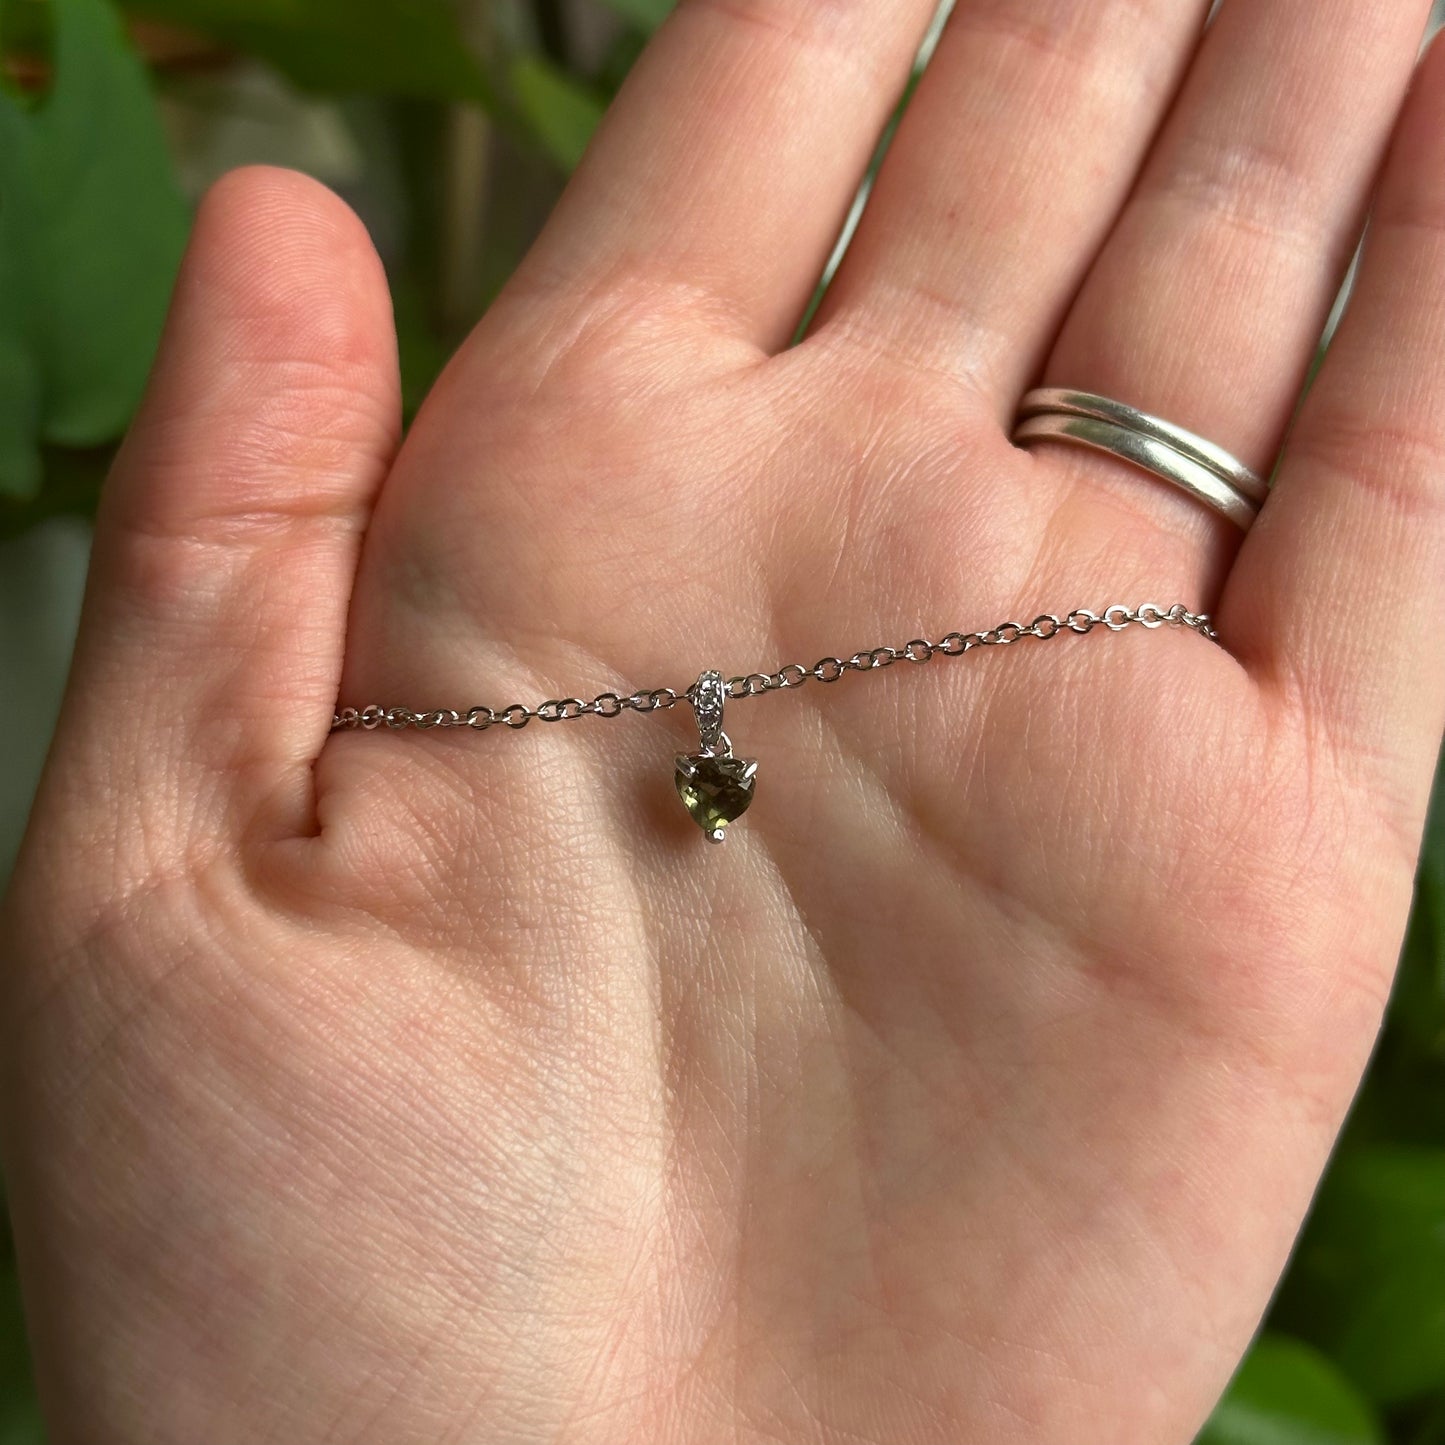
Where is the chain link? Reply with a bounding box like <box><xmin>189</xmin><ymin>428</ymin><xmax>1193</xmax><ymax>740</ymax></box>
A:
<box><xmin>331</xmin><ymin>602</ymin><xmax>1218</xmax><ymax>732</ymax></box>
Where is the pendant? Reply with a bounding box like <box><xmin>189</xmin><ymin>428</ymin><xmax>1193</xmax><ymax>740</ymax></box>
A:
<box><xmin>675</xmin><ymin>670</ymin><xmax>757</xmax><ymax>843</ymax></box>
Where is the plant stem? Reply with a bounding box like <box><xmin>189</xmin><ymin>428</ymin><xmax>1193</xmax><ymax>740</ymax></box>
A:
<box><xmin>533</xmin><ymin>0</ymin><xmax>570</xmax><ymax>66</ymax></box>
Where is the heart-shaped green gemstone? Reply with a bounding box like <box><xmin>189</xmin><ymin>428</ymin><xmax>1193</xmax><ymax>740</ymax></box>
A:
<box><xmin>675</xmin><ymin>753</ymin><xmax>757</xmax><ymax>842</ymax></box>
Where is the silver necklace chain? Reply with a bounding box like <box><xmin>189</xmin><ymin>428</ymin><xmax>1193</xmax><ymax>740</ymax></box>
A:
<box><xmin>332</xmin><ymin>601</ymin><xmax>1219</xmax><ymax>733</ymax></box>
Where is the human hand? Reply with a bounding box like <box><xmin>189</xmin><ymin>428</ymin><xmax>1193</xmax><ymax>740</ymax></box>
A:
<box><xmin>5</xmin><ymin>2</ymin><xmax>1445</xmax><ymax>1441</ymax></box>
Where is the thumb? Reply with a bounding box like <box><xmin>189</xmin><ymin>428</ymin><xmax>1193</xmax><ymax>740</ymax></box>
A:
<box><xmin>28</xmin><ymin>165</ymin><xmax>399</xmax><ymax>885</ymax></box>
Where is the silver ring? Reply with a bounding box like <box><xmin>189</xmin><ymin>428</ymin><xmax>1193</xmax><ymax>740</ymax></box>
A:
<box><xmin>1013</xmin><ymin>413</ymin><xmax>1261</xmax><ymax>531</ymax></box>
<box><xmin>1018</xmin><ymin>389</ymin><xmax>1268</xmax><ymax>505</ymax></box>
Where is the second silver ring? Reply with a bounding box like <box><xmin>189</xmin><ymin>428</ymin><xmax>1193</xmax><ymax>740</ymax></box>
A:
<box><xmin>1012</xmin><ymin>388</ymin><xmax>1267</xmax><ymax>532</ymax></box>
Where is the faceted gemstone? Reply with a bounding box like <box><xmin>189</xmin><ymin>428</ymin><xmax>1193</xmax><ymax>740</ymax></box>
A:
<box><xmin>675</xmin><ymin>753</ymin><xmax>757</xmax><ymax>840</ymax></box>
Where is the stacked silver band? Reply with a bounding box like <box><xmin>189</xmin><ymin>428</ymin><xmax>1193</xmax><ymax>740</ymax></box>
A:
<box><xmin>1012</xmin><ymin>388</ymin><xmax>1267</xmax><ymax>531</ymax></box>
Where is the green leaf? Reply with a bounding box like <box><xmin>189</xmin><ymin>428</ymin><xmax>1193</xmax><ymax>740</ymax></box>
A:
<box><xmin>0</xmin><ymin>1262</ymin><xmax>40</xmax><ymax>1442</ymax></box>
<box><xmin>1278</xmin><ymin>1147</ymin><xmax>1445</xmax><ymax>1406</ymax></box>
<box><xmin>0</xmin><ymin>329</ymin><xmax>43</xmax><ymax>499</ymax></box>
<box><xmin>1396</xmin><ymin>1394</ymin><xmax>1445</xmax><ymax>1445</ymax></box>
<box><xmin>509</xmin><ymin>52</ymin><xmax>602</xmax><ymax>172</ymax></box>
<box><xmin>0</xmin><ymin>1399</ymin><xmax>44</xmax><ymax>1445</ymax></box>
<box><xmin>0</xmin><ymin>0</ymin><xmax>188</xmax><ymax>497</ymax></box>
<box><xmin>1394</xmin><ymin>748</ymin><xmax>1445</xmax><ymax>1058</ymax></box>
<box><xmin>390</xmin><ymin>270</ymin><xmax>451</xmax><ymax>420</ymax></box>
<box><xmin>0</xmin><ymin>1269</ymin><xmax>30</xmax><ymax>1390</ymax></box>
<box><xmin>0</xmin><ymin>441</ymin><xmax>107</xmax><ymax>537</ymax></box>
<box><xmin>1197</xmin><ymin>1335</ymin><xmax>1384</xmax><ymax>1445</ymax></box>
<box><xmin>119</xmin><ymin>0</ymin><xmax>492</xmax><ymax>103</ymax></box>
<box><xmin>0</xmin><ymin>0</ymin><xmax>51</xmax><ymax>55</ymax></box>
<box><xmin>594</xmin><ymin>0</ymin><xmax>674</xmax><ymax>32</ymax></box>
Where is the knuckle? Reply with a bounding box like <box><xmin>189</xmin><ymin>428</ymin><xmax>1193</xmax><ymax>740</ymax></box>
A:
<box><xmin>1290</xmin><ymin>411</ymin><xmax>1445</xmax><ymax>524</ymax></box>
<box><xmin>1147</xmin><ymin>130</ymin><xmax>1326</xmax><ymax>250</ymax></box>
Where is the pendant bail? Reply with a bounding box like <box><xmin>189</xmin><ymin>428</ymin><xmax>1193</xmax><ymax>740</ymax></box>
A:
<box><xmin>689</xmin><ymin>669</ymin><xmax>729</xmax><ymax>757</ymax></box>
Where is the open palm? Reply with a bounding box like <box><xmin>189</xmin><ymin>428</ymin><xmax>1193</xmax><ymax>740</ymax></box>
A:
<box><xmin>5</xmin><ymin>3</ymin><xmax>1445</xmax><ymax>1442</ymax></box>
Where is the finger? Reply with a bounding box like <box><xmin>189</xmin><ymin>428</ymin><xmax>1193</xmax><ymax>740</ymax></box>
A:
<box><xmin>1221</xmin><ymin>33</ymin><xmax>1445</xmax><ymax>839</ymax></box>
<box><xmin>1032</xmin><ymin>0</ymin><xmax>1432</xmax><ymax>567</ymax></box>
<box><xmin>48</xmin><ymin>166</ymin><xmax>399</xmax><ymax>839</ymax></box>
<box><xmin>504</xmin><ymin>0</ymin><xmax>941</xmax><ymax>351</ymax></box>
<box><xmin>810</xmin><ymin>0</ymin><xmax>1210</xmax><ymax>390</ymax></box>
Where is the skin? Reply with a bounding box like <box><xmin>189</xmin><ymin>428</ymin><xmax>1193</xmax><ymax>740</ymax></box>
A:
<box><xmin>4</xmin><ymin>0</ymin><xmax>1445</xmax><ymax>1440</ymax></box>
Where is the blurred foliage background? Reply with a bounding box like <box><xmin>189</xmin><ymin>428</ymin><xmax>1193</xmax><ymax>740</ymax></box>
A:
<box><xmin>0</xmin><ymin>1</ymin><xmax>1442</xmax><ymax>1441</ymax></box>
